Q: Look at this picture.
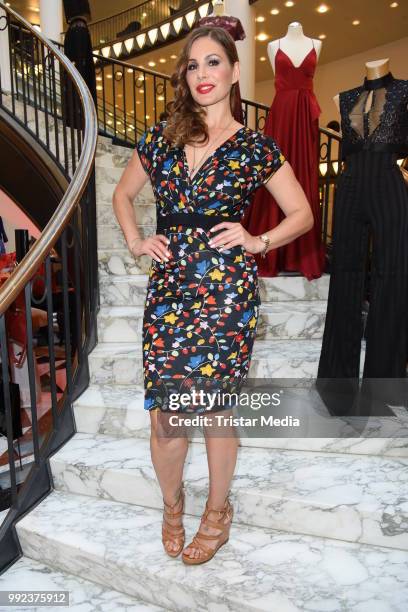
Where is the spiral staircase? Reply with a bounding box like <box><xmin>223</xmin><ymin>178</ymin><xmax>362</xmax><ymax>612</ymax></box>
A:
<box><xmin>0</xmin><ymin>3</ymin><xmax>408</xmax><ymax>611</ymax></box>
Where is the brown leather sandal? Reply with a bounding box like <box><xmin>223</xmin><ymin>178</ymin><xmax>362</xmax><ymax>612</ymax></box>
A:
<box><xmin>162</xmin><ymin>482</ymin><xmax>185</xmax><ymax>557</ymax></box>
<box><xmin>182</xmin><ymin>493</ymin><xmax>233</xmax><ymax>565</ymax></box>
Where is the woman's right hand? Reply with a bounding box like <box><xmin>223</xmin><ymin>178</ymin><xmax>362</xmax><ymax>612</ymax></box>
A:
<box><xmin>128</xmin><ymin>234</ymin><xmax>171</xmax><ymax>263</ymax></box>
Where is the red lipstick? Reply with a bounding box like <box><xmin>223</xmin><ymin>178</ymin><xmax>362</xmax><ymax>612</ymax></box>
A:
<box><xmin>196</xmin><ymin>83</ymin><xmax>215</xmax><ymax>94</ymax></box>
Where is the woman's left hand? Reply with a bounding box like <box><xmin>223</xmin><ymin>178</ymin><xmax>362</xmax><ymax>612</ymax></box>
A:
<box><xmin>208</xmin><ymin>222</ymin><xmax>264</xmax><ymax>255</ymax></box>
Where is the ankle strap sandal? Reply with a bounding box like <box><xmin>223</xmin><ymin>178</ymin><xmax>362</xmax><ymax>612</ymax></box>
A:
<box><xmin>182</xmin><ymin>493</ymin><xmax>233</xmax><ymax>565</ymax></box>
<box><xmin>162</xmin><ymin>482</ymin><xmax>185</xmax><ymax>558</ymax></box>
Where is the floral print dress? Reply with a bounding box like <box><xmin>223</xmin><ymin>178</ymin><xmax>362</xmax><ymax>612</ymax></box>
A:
<box><xmin>136</xmin><ymin>121</ymin><xmax>286</xmax><ymax>413</ymax></box>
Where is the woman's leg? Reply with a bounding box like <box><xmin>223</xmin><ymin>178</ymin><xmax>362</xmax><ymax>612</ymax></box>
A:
<box><xmin>149</xmin><ymin>408</ymin><xmax>189</xmax><ymax>553</ymax></box>
<box><xmin>183</xmin><ymin>409</ymin><xmax>239</xmax><ymax>560</ymax></box>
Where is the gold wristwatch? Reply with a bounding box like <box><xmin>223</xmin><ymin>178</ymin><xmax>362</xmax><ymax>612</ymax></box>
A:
<box><xmin>258</xmin><ymin>233</ymin><xmax>271</xmax><ymax>258</ymax></box>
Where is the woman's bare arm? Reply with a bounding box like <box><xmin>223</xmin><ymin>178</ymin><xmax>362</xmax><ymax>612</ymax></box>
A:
<box><xmin>258</xmin><ymin>161</ymin><xmax>315</xmax><ymax>253</ymax></box>
<box><xmin>112</xmin><ymin>151</ymin><xmax>171</xmax><ymax>262</ymax></box>
<box><xmin>208</xmin><ymin>161</ymin><xmax>314</xmax><ymax>255</ymax></box>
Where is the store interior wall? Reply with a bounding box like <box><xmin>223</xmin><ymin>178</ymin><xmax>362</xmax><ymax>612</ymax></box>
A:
<box><xmin>255</xmin><ymin>36</ymin><xmax>408</xmax><ymax>129</ymax></box>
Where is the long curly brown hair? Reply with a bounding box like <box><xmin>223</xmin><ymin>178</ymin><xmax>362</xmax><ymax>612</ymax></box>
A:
<box><xmin>162</xmin><ymin>26</ymin><xmax>239</xmax><ymax>147</ymax></box>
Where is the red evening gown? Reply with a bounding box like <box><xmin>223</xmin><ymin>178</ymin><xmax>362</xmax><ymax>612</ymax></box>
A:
<box><xmin>242</xmin><ymin>39</ymin><xmax>325</xmax><ymax>280</ymax></box>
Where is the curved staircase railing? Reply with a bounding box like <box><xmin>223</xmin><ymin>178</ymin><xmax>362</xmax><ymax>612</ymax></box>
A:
<box><xmin>0</xmin><ymin>2</ymin><xmax>98</xmax><ymax>572</ymax></box>
<box><xmin>85</xmin><ymin>0</ymin><xmax>214</xmax><ymax>59</ymax></box>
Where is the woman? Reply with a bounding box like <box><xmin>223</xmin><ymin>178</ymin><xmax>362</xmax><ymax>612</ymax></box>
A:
<box><xmin>112</xmin><ymin>26</ymin><xmax>313</xmax><ymax>565</ymax></box>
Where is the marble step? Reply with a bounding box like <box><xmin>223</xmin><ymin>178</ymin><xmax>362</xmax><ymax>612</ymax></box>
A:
<box><xmin>96</xmin><ymin>137</ymin><xmax>134</xmax><ymax>169</ymax></box>
<box><xmin>99</xmin><ymin>273</ymin><xmax>330</xmax><ymax>305</ymax></box>
<box><xmin>15</xmin><ymin>490</ymin><xmax>408</xmax><ymax>611</ymax></box>
<box><xmin>0</xmin><ymin>556</ymin><xmax>162</xmax><ymax>611</ymax></box>
<box><xmin>97</xmin><ymin>223</ymin><xmax>156</xmax><ymax>250</ymax></box>
<box><xmin>73</xmin><ymin>384</ymin><xmax>408</xmax><ymax>458</ymax></box>
<box><xmin>96</xmin><ymin>302</ymin><xmax>327</xmax><ymax>342</ymax></box>
<box><xmin>88</xmin><ymin>339</ymin><xmax>325</xmax><ymax>386</ymax></box>
<box><xmin>96</xmin><ymin>182</ymin><xmax>156</xmax><ymax>210</ymax></box>
<box><xmin>49</xmin><ymin>432</ymin><xmax>408</xmax><ymax>551</ymax></box>
<box><xmin>97</xmin><ymin>203</ymin><xmax>156</xmax><ymax>226</ymax></box>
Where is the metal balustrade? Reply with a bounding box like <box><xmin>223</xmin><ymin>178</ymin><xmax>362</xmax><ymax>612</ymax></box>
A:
<box><xmin>0</xmin><ymin>2</ymin><xmax>98</xmax><ymax>571</ymax></box>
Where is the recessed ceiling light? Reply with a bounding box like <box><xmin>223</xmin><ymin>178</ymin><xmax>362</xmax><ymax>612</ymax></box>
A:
<box><xmin>96</xmin><ymin>76</ymin><xmax>102</xmax><ymax>81</ymax></box>
<box><xmin>316</xmin><ymin>3</ymin><xmax>330</xmax><ymax>13</ymax></box>
<box><xmin>318</xmin><ymin>33</ymin><xmax>326</xmax><ymax>39</ymax></box>
<box><xmin>96</xmin><ymin>85</ymin><xmax>103</xmax><ymax>91</ymax></box>
<box><xmin>159</xmin><ymin>58</ymin><xmax>166</xmax><ymax>63</ymax></box>
<box><xmin>127</xmin><ymin>68</ymin><xmax>133</xmax><ymax>73</ymax></box>
<box><xmin>256</xmin><ymin>16</ymin><xmax>265</xmax><ymax>23</ymax></box>
<box><xmin>148</xmin><ymin>61</ymin><xmax>156</xmax><ymax>67</ymax></box>
<box><xmin>352</xmin><ymin>20</ymin><xmax>360</xmax><ymax>25</ymax></box>
<box><xmin>285</xmin><ymin>1</ymin><xmax>295</xmax><ymax>6</ymax></box>
<box><xmin>260</xmin><ymin>56</ymin><xmax>267</xmax><ymax>62</ymax></box>
<box><xmin>256</xmin><ymin>33</ymin><xmax>269</xmax><ymax>41</ymax></box>
<box><xmin>390</xmin><ymin>2</ymin><xmax>398</xmax><ymax>7</ymax></box>
<box><xmin>106</xmin><ymin>74</ymin><xmax>112</xmax><ymax>79</ymax></box>
<box><xmin>170</xmin><ymin>54</ymin><xmax>177</xmax><ymax>59</ymax></box>
<box><xmin>270</xmin><ymin>8</ymin><xmax>280</xmax><ymax>15</ymax></box>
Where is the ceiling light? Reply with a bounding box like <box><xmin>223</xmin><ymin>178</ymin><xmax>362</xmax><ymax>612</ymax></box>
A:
<box><xmin>198</xmin><ymin>3</ymin><xmax>210</xmax><ymax>19</ymax></box>
<box><xmin>173</xmin><ymin>17</ymin><xmax>183</xmax><ymax>33</ymax></box>
<box><xmin>113</xmin><ymin>42</ymin><xmax>122</xmax><ymax>56</ymax></box>
<box><xmin>260</xmin><ymin>56</ymin><xmax>267</xmax><ymax>62</ymax></box>
<box><xmin>285</xmin><ymin>1</ymin><xmax>295</xmax><ymax>6</ymax></box>
<box><xmin>96</xmin><ymin>76</ymin><xmax>102</xmax><ymax>81</ymax></box>
<box><xmin>170</xmin><ymin>54</ymin><xmax>177</xmax><ymax>59</ymax></box>
<box><xmin>256</xmin><ymin>16</ymin><xmax>265</xmax><ymax>23</ymax></box>
<box><xmin>159</xmin><ymin>58</ymin><xmax>166</xmax><ymax>63</ymax></box>
<box><xmin>127</xmin><ymin>68</ymin><xmax>133</xmax><ymax>73</ymax></box>
<box><xmin>146</xmin><ymin>115</ymin><xmax>150</xmax><ymax>119</ymax></box>
<box><xmin>106</xmin><ymin>74</ymin><xmax>112</xmax><ymax>79</ymax></box>
<box><xmin>352</xmin><ymin>20</ymin><xmax>360</xmax><ymax>25</ymax></box>
<box><xmin>99</xmin><ymin>39</ymin><xmax>105</xmax><ymax>44</ymax></box>
<box><xmin>270</xmin><ymin>8</ymin><xmax>280</xmax><ymax>15</ymax></box>
<box><xmin>161</xmin><ymin>23</ymin><xmax>171</xmax><ymax>39</ymax></box>
<box><xmin>96</xmin><ymin>85</ymin><xmax>103</xmax><ymax>91</ymax></box>
<box><xmin>136</xmin><ymin>33</ymin><xmax>146</xmax><ymax>48</ymax></box>
<box><xmin>390</xmin><ymin>2</ymin><xmax>398</xmax><ymax>6</ymax></box>
<box><xmin>318</xmin><ymin>33</ymin><xmax>326</xmax><ymax>39</ymax></box>
<box><xmin>316</xmin><ymin>4</ymin><xmax>330</xmax><ymax>13</ymax></box>
<box><xmin>124</xmin><ymin>38</ymin><xmax>134</xmax><ymax>53</ymax></box>
<box><xmin>148</xmin><ymin>28</ymin><xmax>158</xmax><ymax>44</ymax></box>
<box><xmin>256</xmin><ymin>33</ymin><xmax>269</xmax><ymax>41</ymax></box>
<box><xmin>186</xmin><ymin>10</ymin><xmax>196</xmax><ymax>27</ymax></box>
<box><xmin>148</xmin><ymin>61</ymin><xmax>156</xmax><ymax>67</ymax></box>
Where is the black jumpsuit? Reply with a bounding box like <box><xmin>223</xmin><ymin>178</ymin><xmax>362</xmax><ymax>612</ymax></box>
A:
<box><xmin>317</xmin><ymin>72</ymin><xmax>408</xmax><ymax>415</ymax></box>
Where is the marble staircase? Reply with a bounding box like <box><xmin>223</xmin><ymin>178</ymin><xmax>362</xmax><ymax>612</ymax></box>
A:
<box><xmin>2</xmin><ymin>133</ymin><xmax>408</xmax><ymax>611</ymax></box>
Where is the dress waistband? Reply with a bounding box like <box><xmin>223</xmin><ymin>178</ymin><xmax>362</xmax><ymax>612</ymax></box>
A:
<box><xmin>156</xmin><ymin>212</ymin><xmax>242</xmax><ymax>232</ymax></box>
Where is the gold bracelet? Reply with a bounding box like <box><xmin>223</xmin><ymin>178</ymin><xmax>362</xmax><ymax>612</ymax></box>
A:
<box><xmin>258</xmin><ymin>234</ymin><xmax>270</xmax><ymax>258</ymax></box>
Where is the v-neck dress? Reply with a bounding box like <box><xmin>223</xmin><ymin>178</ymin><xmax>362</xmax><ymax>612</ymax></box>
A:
<box><xmin>136</xmin><ymin>121</ymin><xmax>286</xmax><ymax>413</ymax></box>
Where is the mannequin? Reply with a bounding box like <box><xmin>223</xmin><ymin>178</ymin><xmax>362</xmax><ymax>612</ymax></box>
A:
<box><xmin>62</xmin><ymin>0</ymin><xmax>96</xmax><ymax>128</ymax></box>
<box><xmin>268</xmin><ymin>22</ymin><xmax>322</xmax><ymax>71</ymax></box>
<box><xmin>242</xmin><ymin>21</ymin><xmax>325</xmax><ymax>280</ymax></box>
<box><xmin>213</xmin><ymin>0</ymin><xmax>226</xmax><ymax>16</ymax></box>
<box><xmin>333</xmin><ymin>58</ymin><xmax>390</xmax><ymax>113</ymax></box>
<box><xmin>317</xmin><ymin>61</ymin><xmax>408</xmax><ymax>415</ymax></box>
